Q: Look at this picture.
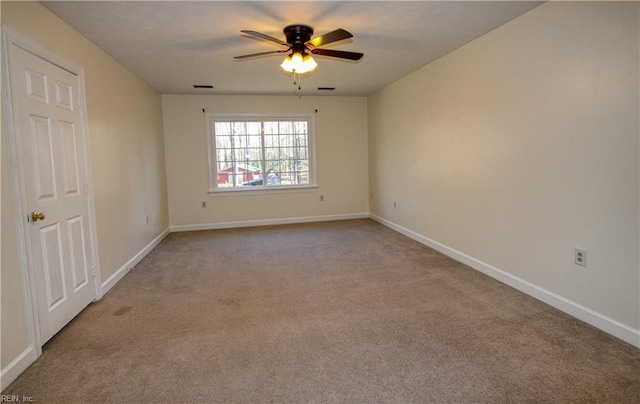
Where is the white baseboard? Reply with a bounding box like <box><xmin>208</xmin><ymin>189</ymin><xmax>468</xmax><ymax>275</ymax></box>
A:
<box><xmin>0</xmin><ymin>346</ymin><xmax>37</xmax><ymax>391</ymax></box>
<box><xmin>169</xmin><ymin>212</ymin><xmax>370</xmax><ymax>233</ymax></box>
<box><xmin>101</xmin><ymin>227</ymin><xmax>170</xmax><ymax>295</ymax></box>
<box><xmin>370</xmin><ymin>214</ymin><xmax>640</xmax><ymax>348</ymax></box>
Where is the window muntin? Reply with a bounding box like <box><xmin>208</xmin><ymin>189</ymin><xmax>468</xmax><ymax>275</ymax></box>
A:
<box><xmin>208</xmin><ymin>114</ymin><xmax>315</xmax><ymax>192</ymax></box>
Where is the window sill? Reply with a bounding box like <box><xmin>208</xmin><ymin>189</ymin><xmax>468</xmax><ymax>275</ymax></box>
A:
<box><xmin>208</xmin><ymin>185</ymin><xmax>319</xmax><ymax>197</ymax></box>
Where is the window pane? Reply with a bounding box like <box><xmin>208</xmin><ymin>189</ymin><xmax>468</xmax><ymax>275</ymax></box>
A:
<box><xmin>215</xmin><ymin>122</ymin><xmax>231</xmax><ymax>135</ymax></box>
<box><xmin>264</xmin><ymin>121</ymin><xmax>279</xmax><ymax>135</ymax></box>
<box><xmin>279</xmin><ymin>121</ymin><xmax>293</xmax><ymax>134</ymax></box>
<box><xmin>264</xmin><ymin>134</ymin><xmax>278</xmax><ymax>147</ymax></box>
<box><xmin>246</xmin><ymin>121</ymin><xmax>261</xmax><ymax>135</ymax></box>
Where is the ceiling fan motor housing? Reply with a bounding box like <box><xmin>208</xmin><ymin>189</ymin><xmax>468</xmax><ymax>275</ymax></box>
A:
<box><xmin>284</xmin><ymin>24</ymin><xmax>314</xmax><ymax>53</ymax></box>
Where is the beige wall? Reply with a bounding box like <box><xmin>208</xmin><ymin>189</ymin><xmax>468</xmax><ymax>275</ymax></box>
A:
<box><xmin>369</xmin><ymin>2</ymin><xmax>639</xmax><ymax>331</ymax></box>
<box><xmin>1</xmin><ymin>1</ymin><xmax>169</xmax><ymax>373</ymax></box>
<box><xmin>162</xmin><ymin>95</ymin><xmax>368</xmax><ymax>228</ymax></box>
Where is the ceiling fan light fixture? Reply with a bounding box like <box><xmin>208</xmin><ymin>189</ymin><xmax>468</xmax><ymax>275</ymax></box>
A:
<box><xmin>280</xmin><ymin>52</ymin><xmax>317</xmax><ymax>74</ymax></box>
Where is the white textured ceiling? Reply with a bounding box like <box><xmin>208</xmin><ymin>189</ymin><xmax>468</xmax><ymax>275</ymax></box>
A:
<box><xmin>41</xmin><ymin>1</ymin><xmax>542</xmax><ymax>96</ymax></box>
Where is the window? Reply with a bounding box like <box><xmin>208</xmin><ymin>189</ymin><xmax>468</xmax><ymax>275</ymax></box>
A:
<box><xmin>207</xmin><ymin>114</ymin><xmax>316</xmax><ymax>192</ymax></box>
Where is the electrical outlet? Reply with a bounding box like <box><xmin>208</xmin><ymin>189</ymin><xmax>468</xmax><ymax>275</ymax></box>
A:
<box><xmin>201</xmin><ymin>201</ymin><xmax>207</xmax><ymax>208</ymax></box>
<box><xmin>574</xmin><ymin>248</ymin><xmax>587</xmax><ymax>267</ymax></box>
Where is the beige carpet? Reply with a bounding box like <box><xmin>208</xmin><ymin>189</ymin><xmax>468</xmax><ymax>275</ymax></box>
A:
<box><xmin>3</xmin><ymin>219</ymin><xmax>639</xmax><ymax>403</ymax></box>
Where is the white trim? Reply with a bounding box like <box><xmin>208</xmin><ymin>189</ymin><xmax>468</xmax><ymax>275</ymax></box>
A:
<box><xmin>0</xmin><ymin>346</ymin><xmax>37</xmax><ymax>391</ymax></box>
<box><xmin>101</xmin><ymin>227</ymin><xmax>170</xmax><ymax>295</ymax></box>
<box><xmin>170</xmin><ymin>212</ymin><xmax>369</xmax><ymax>232</ymax></box>
<box><xmin>370</xmin><ymin>214</ymin><xmax>640</xmax><ymax>348</ymax></box>
<box><xmin>76</xmin><ymin>70</ymin><xmax>103</xmax><ymax>301</ymax></box>
<box><xmin>209</xmin><ymin>185</ymin><xmax>318</xmax><ymax>197</ymax></box>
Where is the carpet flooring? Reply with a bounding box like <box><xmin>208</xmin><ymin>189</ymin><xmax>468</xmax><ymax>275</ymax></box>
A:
<box><xmin>3</xmin><ymin>219</ymin><xmax>639</xmax><ymax>403</ymax></box>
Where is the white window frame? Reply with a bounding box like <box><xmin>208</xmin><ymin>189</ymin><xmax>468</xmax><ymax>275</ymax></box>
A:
<box><xmin>207</xmin><ymin>113</ymin><xmax>317</xmax><ymax>194</ymax></box>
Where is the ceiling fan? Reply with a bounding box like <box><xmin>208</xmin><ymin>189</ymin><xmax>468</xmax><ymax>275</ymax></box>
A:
<box><xmin>234</xmin><ymin>24</ymin><xmax>364</xmax><ymax>74</ymax></box>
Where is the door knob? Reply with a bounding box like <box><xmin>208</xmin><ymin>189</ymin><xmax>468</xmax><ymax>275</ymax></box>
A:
<box><xmin>30</xmin><ymin>211</ymin><xmax>45</xmax><ymax>222</ymax></box>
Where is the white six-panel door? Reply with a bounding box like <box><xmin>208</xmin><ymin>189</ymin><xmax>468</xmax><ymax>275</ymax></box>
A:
<box><xmin>9</xmin><ymin>44</ymin><xmax>96</xmax><ymax>344</ymax></box>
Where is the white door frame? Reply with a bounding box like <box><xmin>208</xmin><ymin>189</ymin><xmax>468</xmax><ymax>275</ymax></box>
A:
<box><xmin>2</xmin><ymin>27</ymin><xmax>103</xmax><ymax>356</ymax></box>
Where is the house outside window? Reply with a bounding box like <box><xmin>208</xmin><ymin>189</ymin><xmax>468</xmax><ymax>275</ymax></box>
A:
<box><xmin>207</xmin><ymin>113</ymin><xmax>316</xmax><ymax>192</ymax></box>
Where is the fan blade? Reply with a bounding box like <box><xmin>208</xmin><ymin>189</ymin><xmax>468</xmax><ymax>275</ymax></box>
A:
<box><xmin>241</xmin><ymin>30</ymin><xmax>289</xmax><ymax>46</ymax></box>
<box><xmin>234</xmin><ymin>50</ymin><xmax>288</xmax><ymax>60</ymax></box>
<box><xmin>306</xmin><ymin>28</ymin><xmax>353</xmax><ymax>48</ymax></box>
<box><xmin>311</xmin><ymin>48</ymin><xmax>363</xmax><ymax>61</ymax></box>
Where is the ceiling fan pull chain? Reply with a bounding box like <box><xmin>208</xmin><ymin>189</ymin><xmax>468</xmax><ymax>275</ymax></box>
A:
<box><xmin>292</xmin><ymin>71</ymin><xmax>302</xmax><ymax>91</ymax></box>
